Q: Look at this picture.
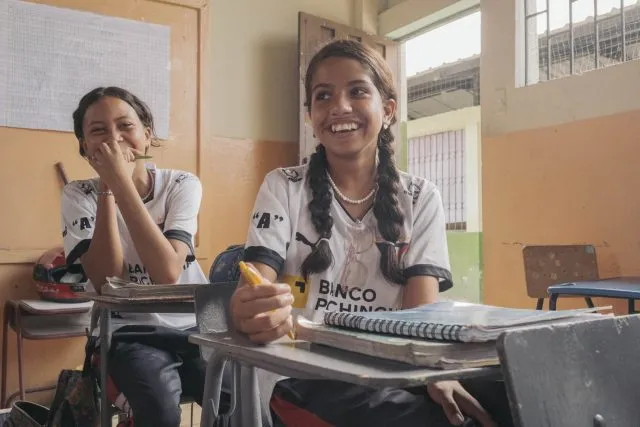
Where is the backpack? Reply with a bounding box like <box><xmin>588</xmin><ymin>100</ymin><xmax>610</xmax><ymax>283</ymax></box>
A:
<box><xmin>45</xmin><ymin>336</ymin><xmax>100</xmax><ymax>427</ymax></box>
<box><xmin>2</xmin><ymin>337</ymin><xmax>100</xmax><ymax>427</ymax></box>
<box><xmin>208</xmin><ymin>244</ymin><xmax>245</xmax><ymax>284</ymax></box>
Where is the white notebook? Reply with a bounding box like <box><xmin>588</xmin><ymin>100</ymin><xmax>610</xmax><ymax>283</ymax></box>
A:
<box><xmin>323</xmin><ymin>301</ymin><xmax>606</xmax><ymax>342</ymax></box>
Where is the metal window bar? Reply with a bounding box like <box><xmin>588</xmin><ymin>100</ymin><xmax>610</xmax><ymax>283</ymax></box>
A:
<box><xmin>570</xmin><ymin>0</ymin><xmax>575</xmax><ymax>75</ymax></box>
<box><xmin>524</xmin><ymin>0</ymin><xmax>639</xmax><ymax>85</ymax></box>
<box><xmin>595</xmin><ymin>0</ymin><xmax>600</xmax><ymax>69</ymax></box>
<box><xmin>547</xmin><ymin>0</ymin><xmax>551</xmax><ymax>81</ymax></box>
<box><xmin>622</xmin><ymin>0</ymin><xmax>627</xmax><ymax>60</ymax></box>
<box><xmin>524</xmin><ymin>1</ymin><xmax>551</xmax><ymax>83</ymax></box>
<box><xmin>408</xmin><ymin>130</ymin><xmax>466</xmax><ymax>230</ymax></box>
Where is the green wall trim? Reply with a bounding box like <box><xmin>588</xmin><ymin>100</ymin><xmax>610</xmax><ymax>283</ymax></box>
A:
<box><xmin>443</xmin><ymin>231</ymin><xmax>483</xmax><ymax>303</ymax></box>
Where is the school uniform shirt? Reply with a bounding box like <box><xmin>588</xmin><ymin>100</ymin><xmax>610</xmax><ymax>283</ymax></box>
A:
<box><xmin>244</xmin><ymin>164</ymin><xmax>453</xmax><ymax>323</ymax></box>
<box><xmin>60</xmin><ymin>164</ymin><xmax>207</xmax><ymax>331</ymax></box>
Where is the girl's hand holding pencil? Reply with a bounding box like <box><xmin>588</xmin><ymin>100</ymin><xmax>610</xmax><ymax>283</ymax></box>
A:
<box><xmin>229</xmin><ymin>261</ymin><xmax>296</xmax><ymax>344</ymax></box>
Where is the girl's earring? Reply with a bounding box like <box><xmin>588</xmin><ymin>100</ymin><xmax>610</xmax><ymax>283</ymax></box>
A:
<box><xmin>382</xmin><ymin>123</ymin><xmax>389</xmax><ymax>130</ymax></box>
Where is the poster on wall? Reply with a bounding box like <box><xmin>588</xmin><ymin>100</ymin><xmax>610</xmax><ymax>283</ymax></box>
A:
<box><xmin>0</xmin><ymin>0</ymin><xmax>171</xmax><ymax>139</ymax></box>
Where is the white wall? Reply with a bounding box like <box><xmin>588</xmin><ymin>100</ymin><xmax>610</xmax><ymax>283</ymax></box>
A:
<box><xmin>407</xmin><ymin>106</ymin><xmax>482</xmax><ymax>232</ymax></box>
<box><xmin>210</xmin><ymin>0</ymin><xmax>359</xmax><ymax>143</ymax></box>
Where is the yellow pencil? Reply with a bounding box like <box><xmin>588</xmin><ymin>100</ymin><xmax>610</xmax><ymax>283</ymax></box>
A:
<box><xmin>238</xmin><ymin>261</ymin><xmax>296</xmax><ymax>340</ymax></box>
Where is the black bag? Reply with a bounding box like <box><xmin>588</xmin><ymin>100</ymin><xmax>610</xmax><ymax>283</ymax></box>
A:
<box><xmin>2</xmin><ymin>401</ymin><xmax>49</xmax><ymax>427</ymax></box>
<box><xmin>2</xmin><ymin>337</ymin><xmax>100</xmax><ymax>427</ymax></box>
<box><xmin>45</xmin><ymin>336</ymin><xmax>100</xmax><ymax>427</ymax></box>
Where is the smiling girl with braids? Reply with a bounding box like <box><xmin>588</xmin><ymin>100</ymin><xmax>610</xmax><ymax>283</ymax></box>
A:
<box><xmin>230</xmin><ymin>40</ymin><xmax>512</xmax><ymax>427</ymax></box>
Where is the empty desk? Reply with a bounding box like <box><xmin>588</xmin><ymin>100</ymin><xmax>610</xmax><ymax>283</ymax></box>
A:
<box><xmin>548</xmin><ymin>277</ymin><xmax>640</xmax><ymax>313</ymax></box>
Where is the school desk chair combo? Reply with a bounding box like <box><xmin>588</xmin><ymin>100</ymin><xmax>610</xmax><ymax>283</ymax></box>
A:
<box><xmin>523</xmin><ymin>244</ymin><xmax>640</xmax><ymax>313</ymax></box>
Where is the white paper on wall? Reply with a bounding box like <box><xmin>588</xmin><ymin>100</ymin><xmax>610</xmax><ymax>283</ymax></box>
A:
<box><xmin>0</xmin><ymin>0</ymin><xmax>171</xmax><ymax>139</ymax></box>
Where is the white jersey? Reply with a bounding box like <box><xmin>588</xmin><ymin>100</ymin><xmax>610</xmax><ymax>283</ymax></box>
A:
<box><xmin>61</xmin><ymin>164</ymin><xmax>207</xmax><ymax>330</ymax></box>
<box><xmin>244</xmin><ymin>165</ymin><xmax>452</xmax><ymax>323</ymax></box>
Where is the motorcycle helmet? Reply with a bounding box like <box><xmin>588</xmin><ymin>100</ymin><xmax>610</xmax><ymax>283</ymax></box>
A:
<box><xmin>32</xmin><ymin>246</ymin><xmax>89</xmax><ymax>303</ymax></box>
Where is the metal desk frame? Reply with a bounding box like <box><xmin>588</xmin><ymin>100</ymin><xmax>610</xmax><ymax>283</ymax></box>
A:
<box><xmin>1</xmin><ymin>299</ymin><xmax>92</xmax><ymax>407</ymax></box>
<box><xmin>190</xmin><ymin>331</ymin><xmax>502</xmax><ymax>427</ymax></box>
<box><xmin>90</xmin><ymin>295</ymin><xmax>194</xmax><ymax>427</ymax></box>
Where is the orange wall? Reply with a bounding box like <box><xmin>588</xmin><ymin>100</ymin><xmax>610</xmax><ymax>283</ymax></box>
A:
<box><xmin>0</xmin><ymin>0</ymin><xmax>359</xmax><ymax>407</ymax></box>
<box><xmin>0</xmin><ymin>137</ymin><xmax>297</xmax><ymax>407</ymax></box>
<box><xmin>202</xmin><ymin>137</ymin><xmax>298</xmax><ymax>263</ymax></box>
<box><xmin>482</xmin><ymin>109</ymin><xmax>640</xmax><ymax>312</ymax></box>
<box><xmin>480</xmin><ymin>0</ymin><xmax>640</xmax><ymax>312</ymax></box>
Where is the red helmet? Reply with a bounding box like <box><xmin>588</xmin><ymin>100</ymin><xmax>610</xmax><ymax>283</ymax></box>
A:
<box><xmin>32</xmin><ymin>246</ymin><xmax>90</xmax><ymax>303</ymax></box>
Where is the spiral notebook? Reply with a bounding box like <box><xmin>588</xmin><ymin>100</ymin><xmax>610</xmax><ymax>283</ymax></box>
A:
<box><xmin>296</xmin><ymin>317</ymin><xmax>499</xmax><ymax>369</ymax></box>
<box><xmin>323</xmin><ymin>301</ymin><xmax>606</xmax><ymax>343</ymax></box>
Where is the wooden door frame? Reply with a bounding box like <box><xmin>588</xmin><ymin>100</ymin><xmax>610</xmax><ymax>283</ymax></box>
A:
<box><xmin>298</xmin><ymin>12</ymin><xmax>401</xmax><ymax>164</ymax></box>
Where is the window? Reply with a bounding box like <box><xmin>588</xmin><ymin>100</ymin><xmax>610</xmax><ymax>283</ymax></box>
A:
<box><xmin>522</xmin><ymin>0</ymin><xmax>640</xmax><ymax>86</ymax></box>
<box><xmin>405</xmin><ymin>11</ymin><xmax>481</xmax><ymax>120</ymax></box>
<box><xmin>408</xmin><ymin>130</ymin><xmax>466</xmax><ymax>231</ymax></box>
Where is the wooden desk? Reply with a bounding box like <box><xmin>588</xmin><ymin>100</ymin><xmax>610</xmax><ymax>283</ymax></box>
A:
<box><xmin>190</xmin><ymin>331</ymin><xmax>502</xmax><ymax>427</ymax></box>
<box><xmin>1</xmin><ymin>299</ymin><xmax>93</xmax><ymax>407</ymax></box>
<box><xmin>89</xmin><ymin>295</ymin><xmax>195</xmax><ymax>427</ymax></box>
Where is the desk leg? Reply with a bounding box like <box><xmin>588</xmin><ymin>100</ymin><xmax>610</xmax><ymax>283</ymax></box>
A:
<box><xmin>1</xmin><ymin>305</ymin><xmax>10</xmax><ymax>407</ymax></box>
<box><xmin>100</xmin><ymin>308</ymin><xmax>111</xmax><ymax>427</ymax></box>
<box><xmin>239</xmin><ymin>365</ymin><xmax>262</xmax><ymax>427</ymax></box>
<box><xmin>15</xmin><ymin>310</ymin><xmax>24</xmax><ymax>401</ymax></box>
<box><xmin>629</xmin><ymin>299</ymin><xmax>636</xmax><ymax>314</ymax></box>
<box><xmin>549</xmin><ymin>294</ymin><xmax>559</xmax><ymax>310</ymax></box>
<box><xmin>200</xmin><ymin>354</ymin><xmax>231</xmax><ymax>427</ymax></box>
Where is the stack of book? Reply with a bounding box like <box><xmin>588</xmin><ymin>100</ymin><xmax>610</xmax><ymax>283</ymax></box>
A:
<box><xmin>101</xmin><ymin>276</ymin><xmax>200</xmax><ymax>299</ymax></box>
<box><xmin>295</xmin><ymin>301</ymin><xmax>606</xmax><ymax>369</ymax></box>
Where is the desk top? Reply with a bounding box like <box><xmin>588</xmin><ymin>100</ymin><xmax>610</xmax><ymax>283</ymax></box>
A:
<box><xmin>190</xmin><ymin>332</ymin><xmax>501</xmax><ymax>389</ymax></box>
<box><xmin>89</xmin><ymin>294</ymin><xmax>194</xmax><ymax>313</ymax></box>
<box><xmin>5</xmin><ymin>300</ymin><xmax>91</xmax><ymax>339</ymax></box>
<box><xmin>7</xmin><ymin>299</ymin><xmax>93</xmax><ymax>315</ymax></box>
<box><xmin>548</xmin><ymin>277</ymin><xmax>640</xmax><ymax>298</ymax></box>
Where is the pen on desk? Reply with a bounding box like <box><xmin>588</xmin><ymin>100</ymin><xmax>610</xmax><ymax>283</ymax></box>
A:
<box><xmin>134</xmin><ymin>155</ymin><xmax>153</xmax><ymax>160</ymax></box>
<box><xmin>238</xmin><ymin>261</ymin><xmax>296</xmax><ymax>340</ymax></box>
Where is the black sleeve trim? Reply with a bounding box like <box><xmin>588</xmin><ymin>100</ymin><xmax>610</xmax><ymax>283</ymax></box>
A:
<box><xmin>65</xmin><ymin>239</ymin><xmax>91</xmax><ymax>266</ymax></box>
<box><xmin>404</xmin><ymin>264</ymin><xmax>453</xmax><ymax>292</ymax></box>
<box><xmin>243</xmin><ymin>246</ymin><xmax>285</xmax><ymax>276</ymax></box>
<box><xmin>164</xmin><ymin>229</ymin><xmax>196</xmax><ymax>263</ymax></box>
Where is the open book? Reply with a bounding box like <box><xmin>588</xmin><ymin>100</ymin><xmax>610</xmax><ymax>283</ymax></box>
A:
<box><xmin>101</xmin><ymin>277</ymin><xmax>200</xmax><ymax>299</ymax></box>
<box><xmin>323</xmin><ymin>300</ymin><xmax>607</xmax><ymax>343</ymax></box>
<box><xmin>296</xmin><ymin>317</ymin><xmax>498</xmax><ymax>369</ymax></box>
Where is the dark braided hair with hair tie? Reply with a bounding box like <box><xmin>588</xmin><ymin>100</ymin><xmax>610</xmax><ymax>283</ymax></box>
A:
<box><xmin>301</xmin><ymin>39</ymin><xmax>406</xmax><ymax>285</ymax></box>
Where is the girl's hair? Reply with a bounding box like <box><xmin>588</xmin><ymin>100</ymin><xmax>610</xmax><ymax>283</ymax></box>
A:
<box><xmin>301</xmin><ymin>39</ymin><xmax>405</xmax><ymax>285</ymax></box>
<box><xmin>72</xmin><ymin>86</ymin><xmax>159</xmax><ymax>157</ymax></box>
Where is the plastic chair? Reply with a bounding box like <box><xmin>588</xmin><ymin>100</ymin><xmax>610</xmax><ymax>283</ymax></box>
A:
<box><xmin>522</xmin><ymin>244</ymin><xmax>598</xmax><ymax>309</ymax></box>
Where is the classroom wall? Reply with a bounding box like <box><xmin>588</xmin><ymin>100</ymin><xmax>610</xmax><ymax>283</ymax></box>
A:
<box><xmin>0</xmin><ymin>0</ymin><xmax>370</xmax><ymax>407</ymax></box>
<box><xmin>481</xmin><ymin>0</ymin><xmax>640</xmax><ymax>311</ymax></box>
<box><xmin>443</xmin><ymin>232</ymin><xmax>482</xmax><ymax>303</ymax></box>
<box><xmin>204</xmin><ymin>0</ymin><xmax>369</xmax><ymax>264</ymax></box>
